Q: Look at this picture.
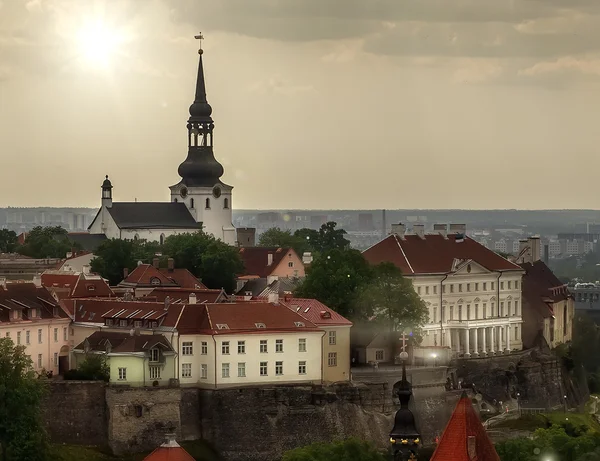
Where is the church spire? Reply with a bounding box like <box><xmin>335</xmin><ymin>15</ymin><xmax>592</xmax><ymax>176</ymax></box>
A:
<box><xmin>177</xmin><ymin>33</ymin><xmax>225</xmax><ymax>187</ymax></box>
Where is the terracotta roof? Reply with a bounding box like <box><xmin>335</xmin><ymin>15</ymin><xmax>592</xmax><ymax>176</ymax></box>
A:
<box><xmin>71</xmin><ymin>276</ymin><xmax>114</xmax><ymax>298</ymax></box>
<box><xmin>363</xmin><ymin>234</ymin><xmax>522</xmax><ymax>275</ymax></box>
<box><xmin>143</xmin><ymin>439</ymin><xmax>195</xmax><ymax>461</ymax></box>
<box><xmin>0</xmin><ymin>283</ymin><xmax>67</xmax><ymax>323</ymax></box>
<box><xmin>176</xmin><ymin>302</ymin><xmax>320</xmax><ymax>335</ymax></box>
<box><xmin>238</xmin><ymin>247</ymin><xmax>295</xmax><ymax>277</ymax></box>
<box><xmin>120</xmin><ymin>264</ymin><xmax>178</xmax><ymax>287</ymax></box>
<box><xmin>158</xmin><ymin>268</ymin><xmax>207</xmax><ymax>289</ymax></box>
<box><xmin>42</xmin><ymin>272</ymin><xmax>114</xmax><ymax>299</ymax></box>
<box><xmin>430</xmin><ymin>392</ymin><xmax>500</xmax><ymax>461</ymax></box>
<box><xmin>145</xmin><ymin>287</ymin><xmax>225</xmax><ymax>304</ymax></box>
<box><xmin>281</xmin><ymin>298</ymin><xmax>352</xmax><ymax>326</ymax></box>
<box><xmin>74</xmin><ymin>331</ymin><xmax>174</xmax><ymax>354</ymax></box>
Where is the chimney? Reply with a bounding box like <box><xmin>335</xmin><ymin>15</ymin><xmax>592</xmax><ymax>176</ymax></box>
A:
<box><xmin>528</xmin><ymin>236</ymin><xmax>541</xmax><ymax>263</ymax></box>
<box><xmin>66</xmin><ymin>251</ymin><xmax>73</xmax><ymax>259</ymax></box>
<box><xmin>189</xmin><ymin>293</ymin><xmax>197</xmax><ymax>305</ymax></box>
<box><xmin>152</xmin><ymin>257</ymin><xmax>160</xmax><ymax>269</ymax></box>
<box><xmin>544</xmin><ymin>244</ymin><xmax>550</xmax><ymax>264</ymax></box>
<box><xmin>433</xmin><ymin>223</ymin><xmax>447</xmax><ymax>238</ymax></box>
<box><xmin>167</xmin><ymin>258</ymin><xmax>174</xmax><ymax>271</ymax></box>
<box><xmin>391</xmin><ymin>223</ymin><xmax>406</xmax><ymax>238</ymax></box>
<box><xmin>267</xmin><ymin>253</ymin><xmax>274</xmax><ymax>266</ymax></box>
<box><xmin>162</xmin><ymin>433</ymin><xmax>180</xmax><ymax>448</ymax></box>
<box><xmin>283</xmin><ymin>291</ymin><xmax>292</xmax><ymax>302</ymax></box>
<box><xmin>449</xmin><ymin>224</ymin><xmax>467</xmax><ymax>235</ymax></box>
<box><xmin>33</xmin><ymin>274</ymin><xmax>42</xmax><ymax>288</ymax></box>
<box><xmin>0</xmin><ymin>277</ymin><xmax>6</xmax><ymax>289</ymax></box>
<box><xmin>268</xmin><ymin>292</ymin><xmax>279</xmax><ymax>304</ymax></box>
<box><xmin>164</xmin><ymin>296</ymin><xmax>171</xmax><ymax>311</ymax></box>
<box><xmin>413</xmin><ymin>224</ymin><xmax>425</xmax><ymax>239</ymax></box>
<box><xmin>381</xmin><ymin>209</ymin><xmax>387</xmax><ymax>240</ymax></box>
<box><xmin>82</xmin><ymin>265</ymin><xmax>90</xmax><ymax>275</ymax></box>
<box><xmin>123</xmin><ymin>267</ymin><xmax>129</xmax><ymax>279</ymax></box>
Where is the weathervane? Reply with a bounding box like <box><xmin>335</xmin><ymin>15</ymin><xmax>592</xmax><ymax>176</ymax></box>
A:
<box><xmin>195</xmin><ymin>32</ymin><xmax>204</xmax><ymax>54</ymax></box>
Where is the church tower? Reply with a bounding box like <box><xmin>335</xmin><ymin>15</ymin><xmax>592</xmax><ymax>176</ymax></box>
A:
<box><xmin>170</xmin><ymin>34</ymin><xmax>235</xmax><ymax>245</ymax></box>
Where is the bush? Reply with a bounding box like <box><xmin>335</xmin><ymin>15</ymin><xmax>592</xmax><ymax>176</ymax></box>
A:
<box><xmin>63</xmin><ymin>356</ymin><xmax>109</xmax><ymax>381</ymax></box>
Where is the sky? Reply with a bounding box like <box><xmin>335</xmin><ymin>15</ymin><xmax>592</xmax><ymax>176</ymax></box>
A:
<box><xmin>1</xmin><ymin>0</ymin><xmax>600</xmax><ymax>210</ymax></box>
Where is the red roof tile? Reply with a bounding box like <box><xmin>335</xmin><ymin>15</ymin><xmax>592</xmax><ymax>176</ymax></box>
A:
<box><xmin>0</xmin><ymin>283</ymin><xmax>67</xmax><ymax>322</ymax></box>
<box><xmin>430</xmin><ymin>393</ymin><xmax>500</xmax><ymax>461</ymax></box>
<box><xmin>121</xmin><ymin>264</ymin><xmax>177</xmax><ymax>287</ymax></box>
<box><xmin>145</xmin><ymin>287</ymin><xmax>225</xmax><ymax>304</ymax></box>
<box><xmin>363</xmin><ymin>234</ymin><xmax>522</xmax><ymax>275</ymax></box>
<box><xmin>238</xmin><ymin>247</ymin><xmax>295</xmax><ymax>277</ymax></box>
<box><xmin>281</xmin><ymin>298</ymin><xmax>352</xmax><ymax>326</ymax></box>
<box><xmin>143</xmin><ymin>440</ymin><xmax>195</xmax><ymax>461</ymax></box>
<box><xmin>158</xmin><ymin>268</ymin><xmax>207</xmax><ymax>289</ymax></box>
<box><xmin>42</xmin><ymin>272</ymin><xmax>114</xmax><ymax>299</ymax></box>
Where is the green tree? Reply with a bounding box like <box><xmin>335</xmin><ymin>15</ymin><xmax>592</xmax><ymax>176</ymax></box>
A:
<box><xmin>0</xmin><ymin>229</ymin><xmax>18</xmax><ymax>253</ymax></box>
<box><xmin>64</xmin><ymin>355</ymin><xmax>109</xmax><ymax>382</ymax></box>
<box><xmin>258</xmin><ymin>227</ymin><xmax>314</xmax><ymax>257</ymax></box>
<box><xmin>355</xmin><ymin>262</ymin><xmax>429</xmax><ymax>337</ymax></box>
<box><xmin>163</xmin><ymin>232</ymin><xmax>243</xmax><ymax>293</ymax></box>
<box><xmin>0</xmin><ymin>338</ymin><xmax>49</xmax><ymax>461</ymax></box>
<box><xmin>295</xmin><ymin>248</ymin><xmax>373</xmax><ymax>318</ymax></box>
<box><xmin>311</xmin><ymin>221</ymin><xmax>350</xmax><ymax>253</ymax></box>
<box><xmin>282</xmin><ymin>438</ymin><xmax>385</xmax><ymax>461</ymax></box>
<box><xmin>17</xmin><ymin>226</ymin><xmax>79</xmax><ymax>259</ymax></box>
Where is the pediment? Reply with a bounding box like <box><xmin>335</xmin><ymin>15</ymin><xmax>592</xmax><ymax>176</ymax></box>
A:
<box><xmin>451</xmin><ymin>259</ymin><xmax>491</xmax><ymax>275</ymax></box>
<box><xmin>474</xmin><ymin>297</ymin><xmax>481</xmax><ymax>302</ymax></box>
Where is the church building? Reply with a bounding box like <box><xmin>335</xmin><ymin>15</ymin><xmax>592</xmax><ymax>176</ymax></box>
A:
<box><xmin>88</xmin><ymin>35</ymin><xmax>236</xmax><ymax>245</ymax></box>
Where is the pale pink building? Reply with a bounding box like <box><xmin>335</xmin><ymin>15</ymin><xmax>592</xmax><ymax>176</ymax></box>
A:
<box><xmin>0</xmin><ymin>279</ymin><xmax>71</xmax><ymax>375</ymax></box>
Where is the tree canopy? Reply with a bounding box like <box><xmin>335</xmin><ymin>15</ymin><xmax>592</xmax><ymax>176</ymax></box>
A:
<box><xmin>17</xmin><ymin>226</ymin><xmax>79</xmax><ymax>259</ymax></box>
<box><xmin>63</xmin><ymin>355</ymin><xmax>109</xmax><ymax>382</ymax></box>
<box><xmin>0</xmin><ymin>229</ymin><xmax>18</xmax><ymax>253</ymax></box>
<box><xmin>282</xmin><ymin>438</ymin><xmax>386</xmax><ymax>461</ymax></box>
<box><xmin>0</xmin><ymin>338</ymin><xmax>49</xmax><ymax>461</ymax></box>
<box><xmin>258</xmin><ymin>222</ymin><xmax>350</xmax><ymax>258</ymax></box>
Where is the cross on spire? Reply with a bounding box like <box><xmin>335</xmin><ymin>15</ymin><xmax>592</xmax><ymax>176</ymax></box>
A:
<box><xmin>399</xmin><ymin>332</ymin><xmax>410</xmax><ymax>352</ymax></box>
<box><xmin>194</xmin><ymin>32</ymin><xmax>204</xmax><ymax>53</ymax></box>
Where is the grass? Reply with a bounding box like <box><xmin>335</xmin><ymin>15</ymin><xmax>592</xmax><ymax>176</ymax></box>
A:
<box><xmin>493</xmin><ymin>412</ymin><xmax>600</xmax><ymax>433</ymax></box>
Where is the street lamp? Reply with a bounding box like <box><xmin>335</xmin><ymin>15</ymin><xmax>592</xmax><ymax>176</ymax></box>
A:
<box><xmin>516</xmin><ymin>392</ymin><xmax>520</xmax><ymax>416</ymax></box>
<box><xmin>431</xmin><ymin>353</ymin><xmax>437</xmax><ymax>368</ymax></box>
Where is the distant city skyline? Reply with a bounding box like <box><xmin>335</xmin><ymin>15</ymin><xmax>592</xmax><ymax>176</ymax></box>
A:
<box><xmin>2</xmin><ymin>1</ymin><xmax>600</xmax><ymax>209</ymax></box>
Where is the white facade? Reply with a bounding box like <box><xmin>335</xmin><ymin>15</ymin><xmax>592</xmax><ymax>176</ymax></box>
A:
<box><xmin>414</xmin><ymin>260</ymin><xmax>524</xmax><ymax>356</ymax></box>
<box><xmin>176</xmin><ymin>331</ymin><xmax>324</xmax><ymax>387</ymax></box>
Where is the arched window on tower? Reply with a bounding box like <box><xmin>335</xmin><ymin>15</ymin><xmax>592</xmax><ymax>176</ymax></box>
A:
<box><xmin>134</xmin><ymin>234</ymin><xmax>139</xmax><ymax>241</ymax></box>
<box><xmin>205</xmin><ymin>198</ymin><xmax>211</xmax><ymax>209</ymax></box>
<box><xmin>223</xmin><ymin>198</ymin><xmax>229</xmax><ymax>209</ymax></box>
<box><xmin>160</xmin><ymin>234</ymin><xmax>165</xmax><ymax>246</ymax></box>
<box><xmin>174</xmin><ymin>198</ymin><xmax>178</xmax><ymax>203</ymax></box>
<box><xmin>190</xmin><ymin>198</ymin><xmax>195</xmax><ymax>209</ymax></box>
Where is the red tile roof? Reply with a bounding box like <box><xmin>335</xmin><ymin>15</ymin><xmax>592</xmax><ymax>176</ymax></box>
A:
<box><xmin>74</xmin><ymin>331</ymin><xmax>174</xmax><ymax>354</ymax></box>
<box><xmin>143</xmin><ymin>440</ymin><xmax>195</xmax><ymax>461</ymax></box>
<box><xmin>42</xmin><ymin>272</ymin><xmax>114</xmax><ymax>299</ymax></box>
<box><xmin>120</xmin><ymin>264</ymin><xmax>177</xmax><ymax>287</ymax></box>
<box><xmin>238</xmin><ymin>247</ymin><xmax>295</xmax><ymax>277</ymax></box>
<box><xmin>363</xmin><ymin>234</ymin><xmax>522</xmax><ymax>275</ymax></box>
<box><xmin>158</xmin><ymin>268</ymin><xmax>207</xmax><ymax>289</ymax></box>
<box><xmin>281</xmin><ymin>298</ymin><xmax>352</xmax><ymax>326</ymax></box>
<box><xmin>430</xmin><ymin>392</ymin><xmax>500</xmax><ymax>461</ymax></box>
<box><xmin>145</xmin><ymin>287</ymin><xmax>225</xmax><ymax>304</ymax></box>
<box><xmin>0</xmin><ymin>283</ymin><xmax>68</xmax><ymax>322</ymax></box>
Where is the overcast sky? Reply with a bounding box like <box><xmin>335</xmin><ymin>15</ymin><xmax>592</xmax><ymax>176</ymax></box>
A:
<box><xmin>1</xmin><ymin>0</ymin><xmax>599</xmax><ymax>210</ymax></box>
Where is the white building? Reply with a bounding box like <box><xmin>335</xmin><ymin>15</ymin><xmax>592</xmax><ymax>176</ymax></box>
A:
<box><xmin>88</xmin><ymin>38</ymin><xmax>235</xmax><ymax>245</ymax></box>
<box><xmin>363</xmin><ymin>224</ymin><xmax>524</xmax><ymax>358</ymax></box>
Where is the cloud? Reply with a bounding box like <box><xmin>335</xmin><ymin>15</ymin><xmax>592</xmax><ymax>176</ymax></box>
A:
<box><xmin>248</xmin><ymin>75</ymin><xmax>315</xmax><ymax>96</ymax></box>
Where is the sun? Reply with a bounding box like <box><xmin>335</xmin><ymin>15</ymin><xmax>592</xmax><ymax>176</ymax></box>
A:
<box><xmin>76</xmin><ymin>20</ymin><xmax>127</xmax><ymax>69</ymax></box>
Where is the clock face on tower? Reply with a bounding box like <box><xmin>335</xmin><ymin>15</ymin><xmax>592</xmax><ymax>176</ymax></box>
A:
<box><xmin>180</xmin><ymin>187</ymin><xmax>188</xmax><ymax>198</ymax></box>
<box><xmin>212</xmin><ymin>186</ymin><xmax>222</xmax><ymax>198</ymax></box>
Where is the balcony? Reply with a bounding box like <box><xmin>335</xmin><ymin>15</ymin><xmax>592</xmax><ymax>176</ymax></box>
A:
<box><xmin>441</xmin><ymin>316</ymin><xmax>521</xmax><ymax>329</ymax></box>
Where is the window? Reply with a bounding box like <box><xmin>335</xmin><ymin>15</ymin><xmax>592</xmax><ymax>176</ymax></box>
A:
<box><xmin>54</xmin><ymin>328</ymin><xmax>58</xmax><ymax>342</ymax></box>
<box><xmin>450</xmin><ymin>306</ymin><xmax>454</xmax><ymax>320</ymax></box>
<box><xmin>508</xmin><ymin>301</ymin><xmax>512</xmax><ymax>315</ymax></box>
<box><xmin>53</xmin><ymin>307</ymin><xmax>59</xmax><ymax>317</ymax></box>
<box><xmin>5</xmin><ymin>332</ymin><xmax>9</xmax><ymax>338</ymax></box>
<box><xmin>260</xmin><ymin>340</ymin><xmax>268</xmax><ymax>353</ymax></box>
<box><xmin>151</xmin><ymin>321</ymin><xmax>158</xmax><ymax>328</ymax></box>
<box><xmin>13</xmin><ymin>310</ymin><xmax>21</xmax><ymax>320</ymax></box>
<box><xmin>222</xmin><ymin>363</ymin><xmax>230</xmax><ymax>378</ymax></box>
<box><xmin>159</xmin><ymin>234</ymin><xmax>165</xmax><ymax>245</ymax></box>
<box><xmin>237</xmin><ymin>362</ymin><xmax>246</xmax><ymax>377</ymax></box>
<box><xmin>425</xmin><ymin>286</ymin><xmax>429</xmax><ymax>295</ymax></box>
<box><xmin>459</xmin><ymin>284</ymin><xmax>463</xmax><ymax>292</ymax></box>
<box><xmin>458</xmin><ymin>305</ymin><xmax>463</xmax><ymax>321</ymax></box>
<box><xmin>201</xmin><ymin>364</ymin><xmax>207</xmax><ymax>379</ymax></box>
<box><xmin>328</xmin><ymin>331</ymin><xmax>336</xmax><ymax>345</ymax></box>
<box><xmin>508</xmin><ymin>281</ymin><xmax>512</xmax><ymax>289</ymax></box>
<box><xmin>450</xmin><ymin>284</ymin><xmax>454</xmax><ymax>293</ymax></box>
<box><xmin>491</xmin><ymin>303</ymin><xmax>495</xmax><ymax>316</ymax></box>
<box><xmin>491</xmin><ymin>282</ymin><xmax>495</xmax><ymax>290</ymax></box>
<box><xmin>182</xmin><ymin>342</ymin><xmax>193</xmax><ymax>356</ymax></box>
<box><xmin>328</xmin><ymin>352</ymin><xmax>337</xmax><ymax>367</ymax></box>
<box><xmin>466</xmin><ymin>283</ymin><xmax>470</xmax><ymax>292</ymax></box>
<box><xmin>118</xmin><ymin>368</ymin><xmax>127</xmax><ymax>380</ymax></box>
<box><xmin>467</xmin><ymin>305</ymin><xmax>471</xmax><ymax>320</ymax></box>
<box><xmin>288</xmin><ymin>261</ymin><xmax>294</xmax><ymax>268</ymax></box>
<box><xmin>181</xmin><ymin>363</ymin><xmax>192</xmax><ymax>378</ymax></box>
<box><xmin>30</xmin><ymin>308</ymin><xmax>37</xmax><ymax>318</ymax></box>
<box><xmin>433</xmin><ymin>307</ymin><xmax>437</xmax><ymax>323</ymax></box>
<box><xmin>255</xmin><ymin>323</ymin><xmax>266</xmax><ymax>329</ymax></box>
<box><xmin>500</xmin><ymin>282</ymin><xmax>504</xmax><ymax>290</ymax></box>
<box><xmin>120</xmin><ymin>319</ymin><xmax>127</xmax><ymax>327</ymax></box>
<box><xmin>483</xmin><ymin>303</ymin><xmax>487</xmax><ymax>319</ymax></box>
<box><xmin>294</xmin><ymin>321</ymin><xmax>305</xmax><ymax>327</ymax></box>
<box><xmin>475</xmin><ymin>304</ymin><xmax>479</xmax><ymax>319</ymax></box>
<box><xmin>26</xmin><ymin>330</ymin><xmax>30</xmax><ymax>345</ymax></box>
<box><xmin>222</xmin><ymin>341</ymin><xmax>230</xmax><ymax>354</ymax></box>
<box><xmin>201</xmin><ymin>341</ymin><xmax>208</xmax><ymax>355</ymax></box>
<box><xmin>298</xmin><ymin>338</ymin><xmax>306</xmax><ymax>352</ymax></box>
<box><xmin>205</xmin><ymin>197</ymin><xmax>210</xmax><ymax>209</ymax></box>
<box><xmin>375</xmin><ymin>350</ymin><xmax>384</xmax><ymax>361</ymax></box>
<box><xmin>500</xmin><ymin>302</ymin><xmax>505</xmax><ymax>316</ymax></box>
<box><xmin>298</xmin><ymin>361</ymin><xmax>307</xmax><ymax>375</ymax></box>
<box><xmin>475</xmin><ymin>283</ymin><xmax>479</xmax><ymax>291</ymax></box>
<box><xmin>442</xmin><ymin>285</ymin><xmax>446</xmax><ymax>293</ymax></box>
<box><xmin>238</xmin><ymin>341</ymin><xmax>246</xmax><ymax>354</ymax></box>
<box><xmin>150</xmin><ymin>366</ymin><xmax>161</xmax><ymax>380</ymax></box>
<box><xmin>54</xmin><ymin>352</ymin><xmax>58</xmax><ymax>366</ymax></box>
<box><xmin>260</xmin><ymin>361</ymin><xmax>268</xmax><ymax>376</ymax></box>
<box><xmin>275</xmin><ymin>361</ymin><xmax>283</xmax><ymax>376</ymax></box>
<box><xmin>514</xmin><ymin>326</ymin><xmax>518</xmax><ymax>340</ymax></box>
<box><xmin>275</xmin><ymin>339</ymin><xmax>283</xmax><ymax>353</ymax></box>
<box><xmin>515</xmin><ymin>281</ymin><xmax>519</xmax><ymax>289</ymax></box>
<box><xmin>190</xmin><ymin>198</ymin><xmax>195</xmax><ymax>209</ymax></box>
<box><xmin>17</xmin><ymin>332</ymin><xmax>21</xmax><ymax>345</ymax></box>
<box><xmin>38</xmin><ymin>329</ymin><xmax>42</xmax><ymax>344</ymax></box>
<box><xmin>37</xmin><ymin>354</ymin><xmax>42</xmax><ymax>368</ymax></box>
<box><xmin>417</xmin><ymin>286</ymin><xmax>421</xmax><ymax>295</ymax></box>
<box><xmin>433</xmin><ymin>286</ymin><xmax>437</xmax><ymax>295</ymax></box>
<box><xmin>149</xmin><ymin>348</ymin><xmax>160</xmax><ymax>362</ymax></box>
<box><xmin>515</xmin><ymin>301</ymin><xmax>519</xmax><ymax>316</ymax></box>
<box><xmin>223</xmin><ymin>198</ymin><xmax>229</xmax><ymax>209</ymax></box>
<box><xmin>134</xmin><ymin>320</ymin><xmax>142</xmax><ymax>328</ymax></box>
<box><xmin>483</xmin><ymin>282</ymin><xmax>487</xmax><ymax>290</ymax></box>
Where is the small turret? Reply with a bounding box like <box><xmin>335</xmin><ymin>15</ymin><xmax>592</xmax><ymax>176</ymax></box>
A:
<box><xmin>102</xmin><ymin>175</ymin><xmax>113</xmax><ymax>208</ymax></box>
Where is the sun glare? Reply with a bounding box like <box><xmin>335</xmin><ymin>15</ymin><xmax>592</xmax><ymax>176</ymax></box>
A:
<box><xmin>76</xmin><ymin>21</ymin><xmax>127</xmax><ymax>69</ymax></box>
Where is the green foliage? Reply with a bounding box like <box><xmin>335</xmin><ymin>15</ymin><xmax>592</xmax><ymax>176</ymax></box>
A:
<box><xmin>258</xmin><ymin>228</ymin><xmax>308</xmax><ymax>256</ymax></box>
<box><xmin>162</xmin><ymin>232</ymin><xmax>243</xmax><ymax>293</ymax></box>
<box><xmin>64</xmin><ymin>355</ymin><xmax>109</xmax><ymax>382</ymax></box>
<box><xmin>0</xmin><ymin>229</ymin><xmax>18</xmax><ymax>253</ymax></box>
<box><xmin>0</xmin><ymin>338</ymin><xmax>49</xmax><ymax>461</ymax></box>
<box><xmin>282</xmin><ymin>438</ymin><xmax>385</xmax><ymax>461</ymax></box>
<box><xmin>308</xmin><ymin>222</ymin><xmax>350</xmax><ymax>254</ymax></box>
<box><xmin>90</xmin><ymin>238</ymin><xmax>159</xmax><ymax>286</ymax></box>
<box><xmin>355</xmin><ymin>262</ymin><xmax>429</xmax><ymax>334</ymax></box>
<box><xmin>258</xmin><ymin>222</ymin><xmax>349</xmax><ymax>258</ymax></box>
<box><xmin>16</xmin><ymin>226</ymin><xmax>80</xmax><ymax>259</ymax></box>
<box><xmin>295</xmin><ymin>248</ymin><xmax>374</xmax><ymax>319</ymax></box>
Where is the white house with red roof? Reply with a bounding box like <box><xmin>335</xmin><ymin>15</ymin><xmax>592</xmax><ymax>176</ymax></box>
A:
<box><xmin>281</xmin><ymin>297</ymin><xmax>352</xmax><ymax>383</ymax></box>
<box><xmin>363</xmin><ymin>224</ymin><xmax>524</xmax><ymax>358</ymax></box>
<box><xmin>118</xmin><ymin>261</ymin><xmax>207</xmax><ymax>298</ymax></box>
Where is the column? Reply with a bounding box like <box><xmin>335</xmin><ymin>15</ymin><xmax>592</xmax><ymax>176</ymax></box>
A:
<box><xmin>473</xmin><ymin>328</ymin><xmax>479</xmax><ymax>356</ymax></box>
<box><xmin>465</xmin><ymin>329</ymin><xmax>471</xmax><ymax>357</ymax></box>
<box><xmin>490</xmin><ymin>327</ymin><xmax>495</xmax><ymax>354</ymax></box>
<box><xmin>506</xmin><ymin>323</ymin><xmax>511</xmax><ymax>352</ymax></box>
<box><xmin>498</xmin><ymin>326</ymin><xmax>503</xmax><ymax>353</ymax></box>
<box><xmin>455</xmin><ymin>330</ymin><xmax>460</xmax><ymax>355</ymax></box>
<box><xmin>481</xmin><ymin>327</ymin><xmax>487</xmax><ymax>355</ymax></box>
<box><xmin>446</xmin><ymin>329</ymin><xmax>452</xmax><ymax>351</ymax></box>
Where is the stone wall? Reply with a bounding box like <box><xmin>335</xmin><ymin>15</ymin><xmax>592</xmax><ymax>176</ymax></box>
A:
<box><xmin>42</xmin><ymin>381</ymin><xmax>107</xmax><ymax>447</ymax></box>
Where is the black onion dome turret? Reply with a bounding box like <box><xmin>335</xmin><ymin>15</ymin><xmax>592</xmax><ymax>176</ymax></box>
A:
<box><xmin>102</xmin><ymin>175</ymin><xmax>113</xmax><ymax>188</ymax></box>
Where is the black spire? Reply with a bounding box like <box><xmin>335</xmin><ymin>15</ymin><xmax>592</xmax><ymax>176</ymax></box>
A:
<box><xmin>177</xmin><ymin>33</ymin><xmax>225</xmax><ymax>188</ymax></box>
<box><xmin>389</xmin><ymin>359</ymin><xmax>420</xmax><ymax>461</ymax></box>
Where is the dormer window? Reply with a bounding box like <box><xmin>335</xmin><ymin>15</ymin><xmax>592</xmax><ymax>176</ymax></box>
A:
<box><xmin>12</xmin><ymin>310</ymin><xmax>22</xmax><ymax>320</ymax></box>
<box><xmin>87</xmin><ymin>285</ymin><xmax>95</xmax><ymax>292</ymax></box>
<box><xmin>29</xmin><ymin>308</ymin><xmax>37</xmax><ymax>318</ymax></box>
<box><xmin>255</xmin><ymin>323</ymin><xmax>266</xmax><ymax>329</ymax></box>
<box><xmin>119</xmin><ymin>319</ymin><xmax>127</xmax><ymax>327</ymax></box>
<box><xmin>149</xmin><ymin>348</ymin><xmax>160</xmax><ymax>363</ymax></box>
<box><xmin>216</xmin><ymin>324</ymin><xmax>229</xmax><ymax>330</ymax></box>
<box><xmin>294</xmin><ymin>321</ymin><xmax>305</xmax><ymax>327</ymax></box>
<box><xmin>106</xmin><ymin>319</ymin><xmax>113</xmax><ymax>327</ymax></box>
<box><xmin>150</xmin><ymin>277</ymin><xmax>161</xmax><ymax>286</ymax></box>
<box><xmin>53</xmin><ymin>307</ymin><xmax>59</xmax><ymax>317</ymax></box>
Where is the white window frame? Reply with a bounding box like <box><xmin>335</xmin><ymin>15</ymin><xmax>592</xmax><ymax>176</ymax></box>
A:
<box><xmin>238</xmin><ymin>362</ymin><xmax>246</xmax><ymax>378</ymax></box>
<box><xmin>118</xmin><ymin>367</ymin><xmax>127</xmax><ymax>380</ymax></box>
<box><xmin>181</xmin><ymin>363</ymin><xmax>192</xmax><ymax>378</ymax></box>
<box><xmin>298</xmin><ymin>338</ymin><xmax>306</xmax><ymax>352</ymax></box>
<box><xmin>275</xmin><ymin>339</ymin><xmax>283</xmax><ymax>353</ymax></box>
<box><xmin>298</xmin><ymin>361</ymin><xmax>306</xmax><ymax>375</ymax></box>
<box><xmin>201</xmin><ymin>364</ymin><xmax>207</xmax><ymax>379</ymax></box>
<box><xmin>149</xmin><ymin>366</ymin><xmax>161</xmax><ymax>380</ymax></box>
<box><xmin>328</xmin><ymin>331</ymin><xmax>336</xmax><ymax>345</ymax></box>
<box><xmin>275</xmin><ymin>361</ymin><xmax>283</xmax><ymax>376</ymax></box>
<box><xmin>328</xmin><ymin>352</ymin><xmax>337</xmax><ymax>367</ymax></box>
<box><xmin>260</xmin><ymin>361</ymin><xmax>268</xmax><ymax>376</ymax></box>
<box><xmin>260</xmin><ymin>340</ymin><xmax>268</xmax><ymax>353</ymax></box>
<box><xmin>182</xmin><ymin>342</ymin><xmax>193</xmax><ymax>356</ymax></box>
<box><xmin>149</xmin><ymin>348</ymin><xmax>160</xmax><ymax>362</ymax></box>
<box><xmin>238</xmin><ymin>341</ymin><xmax>246</xmax><ymax>354</ymax></box>
<box><xmin>222</xmin><ymin>341</ymin><xmax>230</xmax><ymax>355</ymax></box>
<box><xmin>201</xmin><ymin>341</ymin><xmax>208</xmax><ymax>355</ymax></box>
<box><xmin>222</xmin><ymin>363</ymin><xmax>230</xmax><ymax>378</ymax></box>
